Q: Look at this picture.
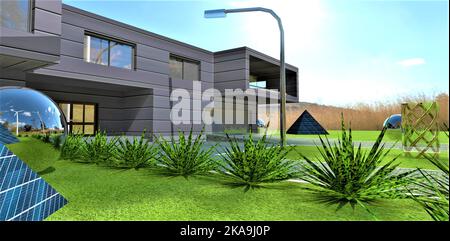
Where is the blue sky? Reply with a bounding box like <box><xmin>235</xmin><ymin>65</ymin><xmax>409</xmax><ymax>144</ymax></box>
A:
<box><xmin>63</xmin><ymin>0</ymin><xmax>449</xmax><ymax>107</ymax></box>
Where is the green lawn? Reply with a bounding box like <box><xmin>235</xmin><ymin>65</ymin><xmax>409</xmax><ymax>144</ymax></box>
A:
<box><xmin>287</xmin><ymin>146</ymin><xmax>449</xmax><ymax>170</ymax></box>
<box><xmin>264</xmin><ymin>129</ymin><xmax>449</xmax><ymax>143</ymax></box>
<box><xmin>7</xmin><ymin>137</ymin><xmax>432</xmax><ymax>221</ymax></box>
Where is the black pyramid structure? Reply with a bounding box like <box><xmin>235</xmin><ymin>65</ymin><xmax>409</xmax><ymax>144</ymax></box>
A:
<box><xmin>287</xmin><ymin>110</ymin><xmax>328</xmax><ymax>135</ymax></box>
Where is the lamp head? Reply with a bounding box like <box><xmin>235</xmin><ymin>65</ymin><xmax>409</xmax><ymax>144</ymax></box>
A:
<box><xmin>204</xmin><ymin>9</ymin><xmax>227</xmax><ymax>18</ymax></box>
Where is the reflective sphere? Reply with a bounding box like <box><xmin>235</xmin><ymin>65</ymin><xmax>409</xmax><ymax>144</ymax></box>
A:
<box><xmin>383</xmin><ymin>114</ymin><xmax>402</xmax><ymax>129</ymax></box>
<box><xmin>256</xmin><ymin>119</ymin><xmax>266</xmax><ymax>128</ymax></box>
<box><xmin>383</xmin><ymin>114</ymin><xmax>402</xmax><ymax>141</ymax></box>
<box><xmin>0</xmin><ymin>87</ymin><xmax>67</xmax><ymax>136</ymax></box>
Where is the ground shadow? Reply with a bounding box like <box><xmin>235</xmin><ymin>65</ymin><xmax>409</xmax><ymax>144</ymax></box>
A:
<box><xmin>37</xmin><ymin>166</ymin><xmax>56</xmax><ymax>176</ymax></box>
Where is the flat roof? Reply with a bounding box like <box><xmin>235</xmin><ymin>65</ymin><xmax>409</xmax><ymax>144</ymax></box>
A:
<box><xmin>215</xmin><ymin>46</ymin><xmax>298</xmax><ymax>71</ymax></box>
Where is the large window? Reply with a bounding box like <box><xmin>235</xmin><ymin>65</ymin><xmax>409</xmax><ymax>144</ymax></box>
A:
<box><xmin>84</xmin><ymin>34</ymin><xmax>135</xmax><ymax>70</ymax></box>
<box><xmin>0</xmin><ymin>0</ymin><xmax>32</xmax><ymax>32</ymax></box>
<box><xmin>58</xmin><ymin>102</ymin><xmax>97</xmax><ymax>135</ymax></box>
<box><xmin>169</xmin><ymin>56</ymin><xmax>200</xmax><ymax>81</ymax></box>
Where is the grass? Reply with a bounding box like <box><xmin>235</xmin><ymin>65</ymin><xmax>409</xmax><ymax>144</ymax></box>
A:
<box><xmin>286</xmin><ymin>146</ymin><xmax>449</xmax><ymax>170</ymax></box>
<box><xmin>7</xmin><ymin>137</ymin><xmax>432</xmax><ymax>221</ymax></box>
<box><xmin>264</xmin><ymin>129</ymin><xmax>449</xmax><ymax>143</ymax></box>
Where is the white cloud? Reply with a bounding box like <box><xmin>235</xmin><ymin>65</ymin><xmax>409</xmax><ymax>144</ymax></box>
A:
<box><xmin>397</xmin><ymin>58</ymin><xmax>425</xmax><ymax>67</ymax></box>
<box><xmin>22</xmin><ymin>112</ymin><xmax>32</xmax><ymax>117</ymax></box>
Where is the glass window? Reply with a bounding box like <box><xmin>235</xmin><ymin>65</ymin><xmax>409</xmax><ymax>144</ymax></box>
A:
<box><xmin>72</xmin><ymin>104</ymin><xmax>84</xmax><ymax>122</ymax></box>
<box><xmin>0</xmin><ymin>0</ymin><xmax>31</xmax><ymax>32</ymax></box>
<box><xmin>58</xmin><ymin>102</ymin><xmax>97</xmax><ymax>135</ymax></box>
<box><xmin>183</xmin><ymin>61</ymin><xmax>199</xmax><ymax>81</ymax></box>
<box><xmin>72</xmin><ymin>125</ymin><xmax>84</xmax><ymax>135</ymax></box>
<box><xmin>169</xmin><ymin>57</ymin><xmax>183</xmax><ymax>79</ymax></box>
<box><xmin>249</xmin><ymin>81</ymin><xmax>267</xmax><ymax>89</ymax></box>
<box><xmin>110</xmin><ymin>41</ymin><xmax>133</xmax><ymax>69</ymax></box>
<box><xmin>84</xmin><ymin>125</ymin><xmax>95</xmax><ymax>135</ymax></box>
<box><xmin>84</xmin><ymin>105</ymin><xmax>95</xmax><ymax>122</ymax></box>
<box><xmin>85</xmin><ymin>35</ymin><xmax>109</xmax><ymax>66</ymax></box>
<box><xmin>169</xmin><ymin>56</ymin><xmax>200</xmax><ymax>81</ymax></box>
<box><xmin>84</xmin><ymin>34</ymin><xmax>134</xmax><ymax>69</ymax></box>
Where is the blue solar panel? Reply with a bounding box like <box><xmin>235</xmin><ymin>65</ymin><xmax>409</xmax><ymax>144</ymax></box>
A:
<box><xmin>0</xmin><ymin>125</ymin><xmax>19</xmax><ymax>145</ymax></box>
<box><xmin>0</xmin><ymin>143</ymin><xmax>67</xmax><ymax>221</ymax></box>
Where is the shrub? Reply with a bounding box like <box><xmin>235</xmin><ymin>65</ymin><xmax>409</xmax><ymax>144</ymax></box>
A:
<box><xmin>50</xmin><ymin>134</ymin><xmax>63</xmax><ymax>149</ymax></box>
<box><xmin>31</xmin><ymin>133</ymin><xmax>52</xmax><ymax>143</ymax></box>
<box><xmin>81</xmin><ymin>131</ymin><xmax>118</xmax><ymax>165</ymax></box>
<box><xmin>297</xmin><ymin>116</ymin><xmax>419</xmax><ymax>217</ymax></box>
<box><xmin>155</xmin><ymin>127</ymin><xmax>216</xmax><ymax>178</ymax></box>
<box><xmin>412</xmin><ymin>125</ymin><xmax>449</xmax><ymax>221</ymax></box>
<box><xmin>60</xmin><ymin>133</ymin><xmax>84</xmax><ymax>161</ymax></box>
<box><xmin>113</xmin><ymin>132</ymin><xmax>157</xmax><ymax>170</ymax></box>
<box><xmin>218</xmin><ymin>130</ymin><xmax>299</xmax><ymax>191</ymax></box>
<box><xmin>41</xmin><ymin>133</ymin><xmax>51</xmax><ymax>143</ymax></box>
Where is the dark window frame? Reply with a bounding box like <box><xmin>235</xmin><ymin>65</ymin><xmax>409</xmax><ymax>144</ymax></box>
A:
<box><xmin>169</xmin><ymin>54</ymin><xmax>201</xmax><ymax>81</ymax></box>
<box><xmin>84</xmin><ymin>31</ymin><xmax>136</xmax><ymax>70</ymax></box>
<box><xmin>57</xmin><ymin>101</ymin><xmax>98</xmax><ymax>136</ymax></box>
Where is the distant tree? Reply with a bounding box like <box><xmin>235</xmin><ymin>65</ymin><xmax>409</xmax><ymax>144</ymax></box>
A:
<box><xmin>2</xmin><ymin>121</ymin><xmax>10</xmax><ymax>129</ymax></box>
<box><xmin>23</xmin><ymin>124</ymin><xmax>32</xmax><ymax>132</ymax></box>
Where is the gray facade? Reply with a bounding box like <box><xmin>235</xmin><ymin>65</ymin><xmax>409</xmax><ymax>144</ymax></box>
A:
<box><xmin>1</xmin><ymin>0</ymin><xmax>298</xmax><ymax>136</ymax></box>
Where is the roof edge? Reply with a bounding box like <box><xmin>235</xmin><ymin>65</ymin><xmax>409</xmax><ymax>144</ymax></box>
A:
<box><xmin>62</xmin><ymin>4</ymin><xmax>213</xmax><ymax>55</ymax></box>
<box><xmin>62</xmin><ymin>4</ymin><xmax>299</xmax><ymax>70</ymax></box>
<box><xmin>213</xmin><ymin>46</ymin><xmax>298</xmax><ymax>71</ymax></box>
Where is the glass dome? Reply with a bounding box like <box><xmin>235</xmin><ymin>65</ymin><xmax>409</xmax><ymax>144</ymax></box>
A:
<box><xmin>0</xmin><ymin>86</ymin><xmax>67</xmax><ymax>136</ymax></box>
<box><xmin>383</xmin><ymin>114</ymin><xmax>402</xmax><ymax>129</ymax></box>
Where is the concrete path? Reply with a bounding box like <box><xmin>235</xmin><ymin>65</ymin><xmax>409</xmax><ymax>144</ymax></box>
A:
<box><xmin>206</xmin><ymin>133</ymin><xmax>449</xmax><ymax>151</ymax></box>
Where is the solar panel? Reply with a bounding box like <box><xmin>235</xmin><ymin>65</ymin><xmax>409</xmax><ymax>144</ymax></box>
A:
<box><xmin>0</xmin><ymin>143</ymin><xmax>67</xmax><ymax>221</ymax></box>
<box><xmin>287</xmin><ymin>110</ymin><xmax>329</xmax><ymax>135</ymax></box>
<box><xmin>0</xmin><ymin>125</ymin><xmax>19</xmax><ymax>144</ymax></box>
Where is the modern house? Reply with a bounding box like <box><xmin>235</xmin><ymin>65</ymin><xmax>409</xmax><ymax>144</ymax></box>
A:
<box><xmin>0</xmin><ymin>0</ymin><xmax>299</xmax><ymax>136</ymax></box>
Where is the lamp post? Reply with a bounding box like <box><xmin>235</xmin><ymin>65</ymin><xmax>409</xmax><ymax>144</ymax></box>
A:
<box><xmin>204</xmin><ymin>7</ymin><xmax>287</xmax><ymax>147</ymax></box>
<box><xmin>34</xmin><ymin>111</ymin><xmax>45</xmax><ymax>131</ymax></box>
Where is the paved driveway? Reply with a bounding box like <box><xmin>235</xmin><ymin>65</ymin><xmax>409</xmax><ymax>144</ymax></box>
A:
<box><xmin>207</xmin><ymin>134</ymin><xmax>449</xmax><ymax>151</ymax></box>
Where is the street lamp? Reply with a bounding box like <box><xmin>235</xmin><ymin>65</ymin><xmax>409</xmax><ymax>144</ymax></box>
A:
<box><xmin>34</xmin><ymin>111</ymin><xmax>45</xmax><ymax>131</ymax></box>
<box><xmin>204</xmin><ymin>7</ymin><xmax>287</xmax><ymax>147</ymax></box>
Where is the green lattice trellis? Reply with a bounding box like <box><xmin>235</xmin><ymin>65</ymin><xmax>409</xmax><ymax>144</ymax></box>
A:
<box><xmin>401</xmin><ymin>102</ymin><xmax>440</xmax><ymax>158</ymax></box>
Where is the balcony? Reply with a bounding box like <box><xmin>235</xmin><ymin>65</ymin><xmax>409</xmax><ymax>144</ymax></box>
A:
<box><xmin>248</xmin><ymin>55</ymin><xmax>298</xmax><ymax>103</ymax></box>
